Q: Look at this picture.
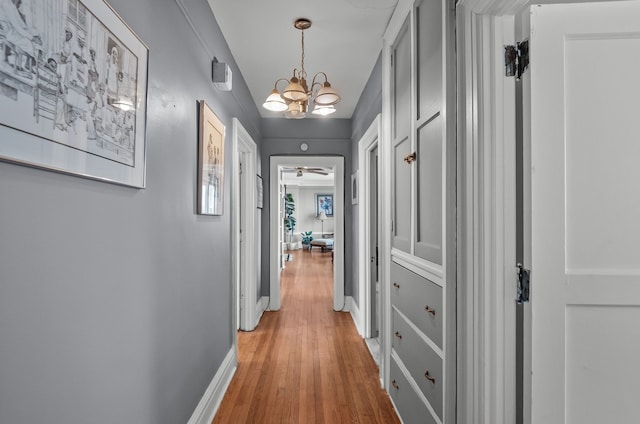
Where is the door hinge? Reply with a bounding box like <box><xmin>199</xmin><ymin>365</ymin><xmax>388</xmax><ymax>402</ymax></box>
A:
<box><xmin>516</xmin><ymin>263</ymin><xmax>530</xmax><ymax>304</ymax></box>
<box><xmin>505</xmin><ymin>40</ymin><xmax>529</xmax><ymax>80</ymax></box>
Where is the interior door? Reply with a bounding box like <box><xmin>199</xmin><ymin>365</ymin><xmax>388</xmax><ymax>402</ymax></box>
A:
<box><xmin>238</xmin><ymin>153</ymin><xmax>245</xmax><ymax>329</ymax></box>
<box><xmin>530</xmin><ymin>3</ymin><xmax>640</xmax><ymax>423</ymax></box>
<box><xmin>370</xmin><ymin>146</ymin><xmax>379</xmax><ymax>338</ymax></box>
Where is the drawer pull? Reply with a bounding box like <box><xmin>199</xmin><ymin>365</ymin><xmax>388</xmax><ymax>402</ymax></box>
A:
<box><xmin>424</xmin><ymin>305</ymin><xmax>437</xmax><ymax>316</ymax></box>
<box><xmin>424</xmin><ymin>371</ymin><xmax>436</xmax><ymax>384</ymax></box>
<box><xmin>394</xmin><ymin>331</ymin><xmax>403</xmax><ymax>340</ymax></box>
<box><xmin>392</xmin><ymin>380</ymin><xmax>400</xmax><ymax>390</ymax></box>
<box><xmin>393</xmin><ymin>282</ymin><xmax>400</xmax><ymax>289</ymax></box>
<box><xmin>404</xmin><ymin>152</ymin><xmax>417</xmax><ymax>164</ymax></box>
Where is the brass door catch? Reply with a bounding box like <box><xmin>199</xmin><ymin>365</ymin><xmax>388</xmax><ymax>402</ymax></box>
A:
<box><xmin>424</xmin><ymin>371</ymin><xmax>436</xmax><ymax>384</ymax></box>
<box><xmin>404</xmin><ymin>152</ymin><xmax>417</xmax><ymax>164</ymax></box>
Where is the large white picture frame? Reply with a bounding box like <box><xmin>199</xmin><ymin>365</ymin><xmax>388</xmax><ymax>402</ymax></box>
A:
<box><xmin>0</xmin><ymin>0</ymin><xmax>149</xmax><ymax>187</ymax></box>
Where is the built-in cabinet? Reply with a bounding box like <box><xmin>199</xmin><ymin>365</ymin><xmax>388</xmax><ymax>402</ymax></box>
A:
<box><xmin>383</xmin><ymin>0</ymin><xmax>455</xmax><ymax>422</ymax></box>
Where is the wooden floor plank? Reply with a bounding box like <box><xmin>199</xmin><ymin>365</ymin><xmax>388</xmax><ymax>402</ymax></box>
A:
<box><xmin>213</xmin><ymin>249</ymin><xmax>399</xmax><ymax>424</ymax></box>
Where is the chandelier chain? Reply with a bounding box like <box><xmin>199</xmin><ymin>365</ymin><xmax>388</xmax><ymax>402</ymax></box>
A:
<box><xmin>300</xmin><ymin>30</ymin><xmax>306</xmax><ymax>77</ymax></box>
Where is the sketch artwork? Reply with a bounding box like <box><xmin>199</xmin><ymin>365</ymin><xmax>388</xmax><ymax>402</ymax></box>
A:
<box><xmin>198</xmin><ymin>100</ymin><xmax>225</xmax><ymax>215</ymax></box>
<box><xmin>0</xmin><ymin>0</ymin><xmax>139</xmax><ymax>166</ymax></box>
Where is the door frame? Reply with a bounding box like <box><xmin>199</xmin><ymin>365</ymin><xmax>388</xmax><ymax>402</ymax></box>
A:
<box><xmin>456</xmin><ymin>0</ymin><xmax>534</xmax><ymax>423</ymax></box>
<box><xmin>268</xmin><ymin>156</ymin><xmax>345</xmax><ymax>311</ymax></box>
<box><xmin>231</xmin><ymin>118</ymin><xmax>259</xmax><ymax>332</ymax></box>
<box><xmin>357</xmin><ymin>114</ymin><xmax>381</xmax><ymax>340</ymax></box>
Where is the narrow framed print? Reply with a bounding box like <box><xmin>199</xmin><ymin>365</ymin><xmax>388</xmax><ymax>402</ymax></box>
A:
<box><xmin>0</xmin><ymin>0</ymin><xmax>149</xmax><ymax>187</ymax></box>
<box><xmin>198</xmin><ymin>100</ymin><xmax>225</xmax><ymax>215</ymax></box>
<box><xmin>316</xmin><ymin>193</ymin><xmax>333</xmax><ymax>217</ymax></box>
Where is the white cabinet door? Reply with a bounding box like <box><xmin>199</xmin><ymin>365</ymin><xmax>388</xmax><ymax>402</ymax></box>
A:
<box><xmin>530</xmin><ymin>3</ymin><xmax>640</xmax><ymax>423</ymax></box>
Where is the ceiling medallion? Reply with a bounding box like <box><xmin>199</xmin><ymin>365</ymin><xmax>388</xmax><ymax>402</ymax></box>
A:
<box><xmin>262</xmin><ymin>19</ymin><xmax>341</xmax><ymax>119</ymax></box>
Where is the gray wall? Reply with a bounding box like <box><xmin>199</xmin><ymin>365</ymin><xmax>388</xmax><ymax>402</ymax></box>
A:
<box><xmin>260</xmin><ymin>119</ymin><xmax>353</xmax><ymax>297</ymax></box>
<box><xmin>349</xmin><ymin>53</ymin><xmax>383</xmax><ymax>308</ymax></box>
<box><xmin>0</xmin><ymin>1</ymin><xmax>261</xmax><ymax>423</ymax></box>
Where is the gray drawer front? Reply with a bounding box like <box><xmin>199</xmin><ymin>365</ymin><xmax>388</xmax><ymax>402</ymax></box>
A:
<box><xmin>390</xmin><ymin>356</ymin><xmax>437</xmax><ymax>424</ymax></box>
<box><xmin>390</xmin><ymin>261</ymin><xmax>443</xmax><ymax>348</ymax></box>
<box><xmin>392</xmin><ymin>307</ymin><xmax>443</xmax><ymax>420</ymax></box>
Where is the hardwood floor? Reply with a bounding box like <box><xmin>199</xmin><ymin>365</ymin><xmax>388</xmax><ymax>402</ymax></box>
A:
<box><xmin>213</xmin><ymin>249</ymin><xmax>399</xmax><ymax>423</ymax></box>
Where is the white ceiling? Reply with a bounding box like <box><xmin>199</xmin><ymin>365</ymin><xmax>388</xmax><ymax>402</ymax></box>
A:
<box><xmin>207</xmin><ymin>0</ymin><xmax>398</xmax><ymax>119</ymax></box>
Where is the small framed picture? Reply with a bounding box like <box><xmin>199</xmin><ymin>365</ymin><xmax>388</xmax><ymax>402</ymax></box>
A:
<box><xmin>316</xmin><ymin>193</ymin><xmax>334</xmax><ymax>217</ymax></box>
<box><xmin>351</xmin><ymin>171</ymin><xmax>359</xmax><ymax>205</ymax></box>
<box><xmin>198</xmin><ymin>100</ymin><xmax>225</xmax><ymax>215</ymax></box>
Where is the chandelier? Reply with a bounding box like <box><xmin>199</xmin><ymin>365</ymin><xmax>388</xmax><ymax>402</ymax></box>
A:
<box><xmin>262</xmin><ymin>18</ymin><xmax>341</xmax><ymax>119</ymax></box>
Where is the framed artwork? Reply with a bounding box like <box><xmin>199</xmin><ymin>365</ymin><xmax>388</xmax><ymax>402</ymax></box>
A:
<box><xmin>0</xmin><ymin>0</ymin><xmax>149</xmax><ymax>187</ymax></box>
<box><xmin>351</xmin><ymin>171</ymin><xmax>358</xmax><ymax>205</ymax></box>
<box><xmin>256</xmin><ymin>175</ymin><xmax>263</xmax><ymax>209</ymax></box>
<box><xmin>316</xmin><ymin>193</ymin><xmax>334</xmax><ymax>217</ymax></box>
<box><xmin>198</xmin><ymin>100</ymin><xmax>225</xmax><ymax>215</ymax></box>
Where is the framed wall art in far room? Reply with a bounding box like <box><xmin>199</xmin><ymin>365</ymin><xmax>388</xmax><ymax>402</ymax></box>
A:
<box><xmin>0</xmin><ymin>0</ymin><xmax>149</xmax><ymax>188</ymax></box>
<box><xmin>198</xmin><ymin>100</ymin><xmax>225</xmax><ymax>215</ymax></box>
<box><xmin>316</xmin><ymin>193</ymin><xmax>333</xmax><ymax>217</ymax></box>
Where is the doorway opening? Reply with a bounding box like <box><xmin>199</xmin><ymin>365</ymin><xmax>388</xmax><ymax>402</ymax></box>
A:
<box><xmin>357</xmin><ymin>115</ymin><xmax>381</xmax><ymax>366</ymax></box>
<box><xmin>269</xmin><ymin>156</ymin><xmax>345</xmax><ymax>311</ymax></box>
<box><xmin>231</xmin><ymin>118</ymin><xmax>259</xmax><ymax>333</ymax></box>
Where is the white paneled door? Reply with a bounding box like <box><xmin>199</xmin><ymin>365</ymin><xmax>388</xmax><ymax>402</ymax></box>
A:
<box><xmin>530</xmin><ymin>3</ymin><xmax>640</xmax><ymax>423</ymax></box>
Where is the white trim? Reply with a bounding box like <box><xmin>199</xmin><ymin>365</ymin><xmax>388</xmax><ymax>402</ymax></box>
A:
<box><xmin>456</xmin><ymin>1</ymin><xmax>520</xmax><ymax>423</ymax></box>
<box><xmin>231</xmin><ymin>118</ymin><xmax>259</xmax><ymax>331</ymax></box>
<box><xmin>391</xmin><ymin>249</ymin><xmax>444</xmax><ymax>285</ymax></box>
<box><xmin>343</xmin><ymin>296</ymin><xmax>352</xmax><ymax>311</ymax></box>
<box><xmin>186</xmin><ymin>348</ymin><xmax>237</xmax><ymax>424</ymax></box>
<box><xmin>384</xmin><ymin>0</ymin><xmax>413</xmax><ymax>42</ymax></box>
<box><xmin>269</xmin><ymin>156</ymin><xmax>345</xmax><ymax>311</ymax></box>
<box><xmin>357</xmin><ymin>114</ymin><xmax>381</xmax><ymax>341</ymax></box>
<box><xmin>254</xmin><ymin>296</ymin><xmax>268</xmax><ymax>325</ymax></box>
<box><xmin>348</xmin><ymin>296</ymin><xmax>365</xmax><ymax>336</ymax></box>
<box><xmin>379</xmin><ymin>34</ymin><xmax>393</xmax><ymax>392</ymax></box>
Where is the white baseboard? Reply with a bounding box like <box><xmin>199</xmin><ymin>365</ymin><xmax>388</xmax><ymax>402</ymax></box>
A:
<box><xmin>347</xmin><ymin>296</ymin><xmax>365</xmax><ymax>337</ymax></box>
<box><xmin>343</xmin><ymin>296</ymin><xmax>352</xmax><ymax>311</ymax></box>
<box><xmin>255</xmin><ymin>296</ymin><xmax>269</xmax><ymax>325</ymax></box>
<box><xmin>187</xmin><ymin>347</ymin><xmax>237</xmax><ymax>424</ymax></box>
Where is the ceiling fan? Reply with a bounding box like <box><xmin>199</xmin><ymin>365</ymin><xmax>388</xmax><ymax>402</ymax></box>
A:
<box><xmin>282</xmin><ymin>166</ymin><xmax>329</xmax><ymax>177</ymax></box>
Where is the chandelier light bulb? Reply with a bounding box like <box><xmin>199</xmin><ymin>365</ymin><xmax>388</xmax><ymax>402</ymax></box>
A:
<box><xmin>314</xmin><ymin>82</ymin><xmax>341</xmax><ymax>106</ymax></box>
<box><xmin>263</xmin><ymin>89</ymin><xmax>288</xmax><ymax>112</ymax></box>
<box><xmin>283</xmin><ymin>101</ymin><xmax>306</xmax><ymax>119</ymax></box>
<box><xmin>312</xmin><ymin>104</ymin><xmax>336</xmax><ymax>116</ymax></box>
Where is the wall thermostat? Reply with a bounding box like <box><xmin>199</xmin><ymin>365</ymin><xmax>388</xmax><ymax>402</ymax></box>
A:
<box><xmin>212</xmin><ymin>57</ymin><xmax>232</xmax><ymax>91</ymax></box>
